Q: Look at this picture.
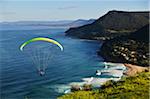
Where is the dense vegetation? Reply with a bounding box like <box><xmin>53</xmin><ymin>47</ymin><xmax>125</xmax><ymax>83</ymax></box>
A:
<box><xmin>58</xmin><ymin>71</ymin><xmax>150</xmax><ymax>99</ymax></box>
<box><xmin>65</xmin><ymin>10</ymin><xmax>149</xmax><ymax>39</ymax></box>
<box><xmin>99</xmin><ymin>24</ymin><xmax>149</xmax><ymax>66</ymax></box>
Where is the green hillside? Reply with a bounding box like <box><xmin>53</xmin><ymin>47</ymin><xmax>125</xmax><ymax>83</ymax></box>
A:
<box><xmin>58</xmin><ymin>71</ymin><xmax>150</xmax><ymax>99</ymax></box>
<box><xmin>99</xmin><ymin>24</ymin><xmax>149</xmax><ymax>66</ymax></box>
<box><xmin>65</xmin><ymin>10</ymin><xmax>149</xmax><ymax>39</ymax></box>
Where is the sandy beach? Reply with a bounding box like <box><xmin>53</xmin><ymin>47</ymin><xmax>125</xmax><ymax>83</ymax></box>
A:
<box><xmin>123</xmin><ymin>63</ymin><xmax>149</xmax><ymax>76</ymax></box>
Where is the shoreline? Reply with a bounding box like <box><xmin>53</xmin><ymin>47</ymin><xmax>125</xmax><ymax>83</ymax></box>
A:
<box><xmin>60</xmin><ymin>62</ymin><xmax>149</xmax><ymax>94</ymax></box>
<box><xmin>71</xmin><ymin>62</ymin><xmax>149</xmax><ymax>89</ymax></box>
<box><xmin>123</xmin><ymin>63</ymin><xmax>149</xmax><ymax>76</ymax></box>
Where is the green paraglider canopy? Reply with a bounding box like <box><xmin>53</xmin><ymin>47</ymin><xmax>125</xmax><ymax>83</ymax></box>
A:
<box><xmin>20</xmin><ymin>37</ymin><xmax>64</xmax><ymax>51</ymax></box>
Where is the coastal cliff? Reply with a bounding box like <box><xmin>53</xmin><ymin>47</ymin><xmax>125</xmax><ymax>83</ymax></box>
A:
<box><xmin>65</xmin><ymin>10</ymin><xmax>149</xmax><ymax>67</ymax></box>
<box><xmin>65</xmin><ymin>10</ymin><xmax>149</xmax><ymax>39</ymax></box>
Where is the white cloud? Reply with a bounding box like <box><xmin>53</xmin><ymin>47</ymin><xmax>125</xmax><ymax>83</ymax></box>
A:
<box><xmin>57</xmin><ymin>6</ymin><xmax>78</xmax><ymax>10</ymax></box>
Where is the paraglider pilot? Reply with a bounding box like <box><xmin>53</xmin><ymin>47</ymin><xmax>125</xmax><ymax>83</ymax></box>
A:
<box><xmin>38</xmin><ymin>69</ymin><xmax>45</xmax><ymax>76</ymax></box>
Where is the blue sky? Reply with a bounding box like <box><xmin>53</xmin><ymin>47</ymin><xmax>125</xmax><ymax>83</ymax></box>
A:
<box><xmin>0</xmin><ymin>0</ymin><xmax>149</xmax><ymax>22</ymax></box>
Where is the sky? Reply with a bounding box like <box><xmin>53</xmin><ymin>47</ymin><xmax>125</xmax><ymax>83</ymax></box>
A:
<box><xmin>0</xmin><ymin>0</ymin><xmax>149</xmax><ymax>22</ymax></box>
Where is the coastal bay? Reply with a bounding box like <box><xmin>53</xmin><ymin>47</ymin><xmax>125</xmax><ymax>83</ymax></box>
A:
<box><xmin>59</xmin><ymin>10</ymin><xmax>149</xmax><ymax>99</ymax></box>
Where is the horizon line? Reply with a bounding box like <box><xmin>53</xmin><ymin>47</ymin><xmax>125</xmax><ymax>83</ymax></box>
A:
<box><xmin>0</xmin><ymin>10</ymin><xmax>149</xmax><ymax>23</ymax></box>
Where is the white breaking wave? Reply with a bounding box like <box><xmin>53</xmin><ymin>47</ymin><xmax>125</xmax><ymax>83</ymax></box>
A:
<box><xmin>56</xmin><ymin>62</ymin><xmax>127</xmax><ymax>93</ymax></box>
<box><xmin>81</xmin><ymin>62</ymin><xmax>126</xmax><ymax>87</ymax></box>
<box><xmin>48</xmin><ymin>84</ymin><xmax>71</xmax><ymax>93</ymax></box>
<box><xmin>82</xmin><ymin>77</ymin><xmax>120</xmax><ymax>87</ymax></box>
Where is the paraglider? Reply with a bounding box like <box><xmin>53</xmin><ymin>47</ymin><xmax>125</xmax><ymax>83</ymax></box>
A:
<box><xmin>20</xmin><ymin>37</ymin><xmax>64</xmax><ymax>76</ymax></box>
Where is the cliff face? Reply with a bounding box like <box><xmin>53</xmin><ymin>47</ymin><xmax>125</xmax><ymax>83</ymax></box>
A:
<box><xmin>65</xmin><ymin>10</ymin><xmax>149</xmax><ymax>39</ymax></box>
<box><xmin>99</xmin><ymin>24</ymin><xmax>149</xmax><ymax>66</ymax></box>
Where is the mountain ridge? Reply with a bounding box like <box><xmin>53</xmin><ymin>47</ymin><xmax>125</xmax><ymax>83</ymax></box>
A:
<box><xmin>65</xmin><ymin>10</ymin><xmax>149</xmax><ymax>39</ymax></box>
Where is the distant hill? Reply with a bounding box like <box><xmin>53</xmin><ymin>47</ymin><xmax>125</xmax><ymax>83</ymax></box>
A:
<box><xmin>0</xmin><ymin>19</ymin><xmax>95</xmax><ymax>28</ymax></box>
<box><xmin>0</xmin><ymin>20</ymin><xmax>73</xmax><ymax>26</ymax></box>
<box><xmin>69</xmin><ymin>19</ymin><xmax>95</xmax><ymax>27</ymax></box>
<box><xmin>65</xmin><ymin>10</ymin><xmax>149</xmax><ymax>39</ymax></box>
<box><xmin>99</xmin><ymin>24</ymin><xmax>149</xmax><ymax>66</ymax></box>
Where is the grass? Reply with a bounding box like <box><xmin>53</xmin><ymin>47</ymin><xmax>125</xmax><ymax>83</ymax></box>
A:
<box><xmin>58</xmin><ymin>71</ymin><xmax>150</xmax><ymax>99</ymax></box>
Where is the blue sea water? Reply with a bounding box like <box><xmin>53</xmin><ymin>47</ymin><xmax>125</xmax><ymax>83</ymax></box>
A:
<box><xmin>0</xmin><ymin>26</ymin><xmax>104</xmax><ymax>99</ymax></box>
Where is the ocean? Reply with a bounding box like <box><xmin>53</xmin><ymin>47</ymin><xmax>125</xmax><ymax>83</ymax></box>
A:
<box><xmin>0</xmin><ymin>25</ymin><xmax>104</xmax><ymax>99</ymax></box>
